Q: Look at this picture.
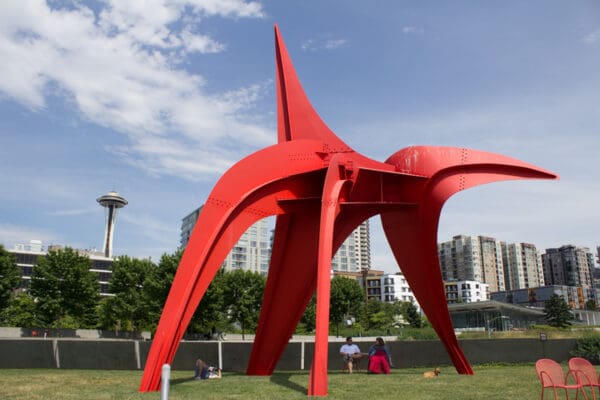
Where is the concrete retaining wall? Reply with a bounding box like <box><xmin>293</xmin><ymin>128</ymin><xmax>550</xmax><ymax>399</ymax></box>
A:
<box><xmin>0</xmin><ymin>327</ymin><xmax>151</xmax><ymax>340</ymax></box>
<box><xmin>0</xmin><ymin>338</ymin><xmax>578</xmax><ymax>372</ymax></box>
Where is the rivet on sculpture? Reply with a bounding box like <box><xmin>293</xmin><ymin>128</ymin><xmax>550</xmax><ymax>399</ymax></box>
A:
<box><xmin>140</xmin><ymin>25</ymin><xmax>558</xmax><ymax>397</ymax></box>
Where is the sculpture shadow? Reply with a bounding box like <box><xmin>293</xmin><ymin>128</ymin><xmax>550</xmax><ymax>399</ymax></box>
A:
<box><xmin>270</xmin><ymin>372</ymin><xmax>307</xmax><ymax>395</ymax></box>
<box><xmin>170</xmin><ymin>376</ymin><xmax>196</xmax><ymax>386</ymax></box>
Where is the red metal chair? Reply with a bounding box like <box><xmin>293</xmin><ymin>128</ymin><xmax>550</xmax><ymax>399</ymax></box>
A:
<box><xmin>569</xmin><ymin>357</ymin><xmax>600</xmax><ymax>400</ymax></box>
<box><xmin>536</xmin><ymin>359</ymin><xmax>587</xmax><ymax>400</ymax></box>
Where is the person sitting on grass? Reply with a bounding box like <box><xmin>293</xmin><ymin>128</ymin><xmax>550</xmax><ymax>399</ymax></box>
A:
<box><xmin>340</xmin><ymin>336</ymin><xmax>365</xmax><ymax>374</ymax></box>
<box><xmin>194</xmin><ymin>358</ymin><xmax>222</xmax><ymax>380</ymax></box>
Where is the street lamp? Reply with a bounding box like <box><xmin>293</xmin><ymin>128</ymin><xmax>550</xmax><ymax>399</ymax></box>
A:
<box><xmin>486</xmin><ymin>315</ymin><xmax>509</xmax><ymax>339</ymax></box>
<box><xmin>361</xmin><ymin>267</ymin><xmax>370</xmax><ymax>304</ymax></box>
<box><xmin>360</xmin><ymin>267</ymin><xmax>370</xmax><ymax>337</ymax></box>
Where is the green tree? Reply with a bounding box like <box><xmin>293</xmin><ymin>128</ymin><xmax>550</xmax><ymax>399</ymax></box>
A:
<box><xmin>571</xmin><ymin>335</ymin><xmax>600</xmax><ymax>364</ymax></box>
<box><xmin>369</xmin><ymin>310</ymin><xmax>389</xmax><ymax>330</ymax></box>
<box><xmin>98</xmin><ymin>256</ymin><xmax>154</xmax><ymax>332</ymax></box>
<box><xmin>222</xmin><ymin>269</ymin><xmax>265</xmax><ymax>339</ymax></box>
<box><xmin>30</xmin><ymin>247</ymin><xmax>99</xmax><ymax>328</ymax></box>
<box><xmin>329</xmin><ymin>276</ymin><xmax>365</xmax><ymax>335</ymax></box>
<box><xmin>189</xmin><ymin>269</ymin><xmax>227</xmax><ymax>335</ymax></box>
<box><xmin>0</xmin><ymin>244</ymin><xmax>21</xmax><ymax>310</ymax></box>
<box><xmin>1</xmin><ymin>293</ymin><xmax>38</xmax><ymax>327</ymax></box>
<box><xmin>362</xmin><ymin>299</ymin><xmax>399</xmax><ymax>331</ymax></box>
<box><xmin>299</xmin><ymin>295</ymin><xmax>316</xmax><ymax>333</ymax></box>
<box><xmin>140</xmin><ymin>250</ymin><xmax>182</xmax><ymax>331</ymax></box>
<box><xmin>399</xmin><ymin>301</ymin><xmax>422</xmax><ymax>328</ymax></box>
<box><xmin>544</xmin><ymin>294</ymin><xmax>573</xmax><ymax>328</ymax></box>
<box><xmin>585</xmin><ymin>299</ymin><xmax>598</xmax><ymax>311</ymax></box>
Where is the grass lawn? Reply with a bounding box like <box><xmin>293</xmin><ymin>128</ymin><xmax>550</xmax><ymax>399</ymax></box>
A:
<box><xmin>0</xmin><ymin>364</ymin><xmax>569</xmax><ymax>400</ymax></box>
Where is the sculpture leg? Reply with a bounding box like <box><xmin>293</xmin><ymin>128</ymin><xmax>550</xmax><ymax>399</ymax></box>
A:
<box><xmin>309</xmin><ymin>165</ymin><xmax>350</xmax><ymax>397</ymax></box>
<box><xmin>249</xmin><ymin>205</ymin><xmax>376</xmax><ymax>375</ymax></box>
<box><xmin>140</xmin><ymin>206</ymin><xmax>263</xmax><ymax>391</ymax></box>
<box><xmin>381</xmin><ymin>208</ymin><xmax>473</xmax><ymax>374</ymax></box>
<box><xmin>380</xmin><ymin>145</ymin><xmax>558</xmax><ymax>375</ymax></box>
<box><xmin>140</xmin><ymin>141</ymin><xmax>330</xmax><ymax>392</ymax></box>
<box><xmin>248</xmin><ymin>208</ymin><xmax>320</xmax><ymax>374</ymax></box>
<box><xmin>308</xmin><ymin>208</ymin><xmax>335</xmax><ymax>396</ymax></box>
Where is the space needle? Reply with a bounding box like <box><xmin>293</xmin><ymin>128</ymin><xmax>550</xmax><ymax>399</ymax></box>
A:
<box><xmin>97</xmin><ymin>191</ymin><xmax>128</xmax><ymax>258</ymax></box>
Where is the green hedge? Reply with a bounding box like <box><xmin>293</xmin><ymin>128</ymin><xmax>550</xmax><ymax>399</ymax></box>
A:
<box><xmin>571</xmin><ymin>334</ymin><xmax>600</xmax><ymax>364</ymax></box>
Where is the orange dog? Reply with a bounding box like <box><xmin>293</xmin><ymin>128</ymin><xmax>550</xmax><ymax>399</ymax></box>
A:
<box><xmin>423</xmin><ymin>367</ymin><xmax>441</xmax><ymax>378</ymax></box>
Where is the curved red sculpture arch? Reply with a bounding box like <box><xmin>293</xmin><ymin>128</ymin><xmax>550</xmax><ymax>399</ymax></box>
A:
<box><xmin>139</xmin><ymin>25</ymin><xmax>557</xmax><ymax>396</ymax></box>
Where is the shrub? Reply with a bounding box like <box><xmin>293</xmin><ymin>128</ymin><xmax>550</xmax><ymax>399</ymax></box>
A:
<box><xmin>571</xmin><ymin>335</ymin><xmax>600</xmax><ymax>364</ymax></box>
<box><xmin>396</xmin><ymin>327</ymin><xmax>438</xmax><ymax>340</ymax></box>
<box><xmin>528</xmin><ymin>324</ymin><xmax>565</xmax><ymax>332</ymax></box>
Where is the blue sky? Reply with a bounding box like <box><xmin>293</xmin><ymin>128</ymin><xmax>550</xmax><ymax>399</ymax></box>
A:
<box><xmin>0</xmin><ymin>1</ymin><xmax>598</xmax><ymax>271</ymax></box>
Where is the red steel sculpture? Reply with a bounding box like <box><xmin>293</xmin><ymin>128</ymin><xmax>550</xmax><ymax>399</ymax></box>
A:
<box><xmin>140</xmin><ymin>25</ymin><xmax>558</xmax><ymax>396</ymax></box>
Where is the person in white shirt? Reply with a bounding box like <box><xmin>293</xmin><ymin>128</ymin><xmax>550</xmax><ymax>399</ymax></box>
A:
<box><xmin>339</xmin><ymin>336</ymin><xmax>364</xmax><ymax>373</ymax></box>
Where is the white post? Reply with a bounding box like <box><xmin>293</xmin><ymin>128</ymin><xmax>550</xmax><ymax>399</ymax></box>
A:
<box><xmin>134</xmin><ymin>341</ymin><xmax>141</xmax><ymax>370</ymax></box>
<box><xmin>301</xmin><ymin>341</ymin><xmax>305</xmax><ymax>370</ymax></box>
<box><xmin>218</xmin><ymin>340</ymin><xmax>223</xmax><ymax>370</ymax></box>
<box><xmin>52</xmin><ymin>339</ymin><xmax>60</xmax><ymax>368</ymax></box>
<box><xmin>160</xmin><ymin>364</ymin><xmax>171</xmax><ymax>400</ymax></box>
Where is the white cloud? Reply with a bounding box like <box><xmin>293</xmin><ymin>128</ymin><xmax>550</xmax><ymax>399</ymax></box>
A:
<box><xmin>95</xmin><ymin>0</ymin><xmax>263</xmax><ymax>52</ymax></box>
<box><xmin>0</xmin><ymin>223</ymin><xmax>58</xmax><ymax>248</ymax></box>
<box><xmin>180</xmin><ymin>29</ymin><xmax>225</xmax><ymax>53</ymax></box>
<box><xmin>0</xmin><ymin>0</ymin><xmax>267</xmax><ymax>180</ymax></box>
<box><xmin>121</xmin><ymin>212</ymin><xmax>179</xmax><ymax>238</ymax></box>
<box><xmin>46</xmin><ymin>208</ymin><xmax>97</xmax><ymax>217</ymax></box>
<box><xmin>402</xmin><ymin>26</ymin><xmax>424</xmax><ymax>35</ymax></box>
<box><xmin>301</xmin><ymin>36</ymin><xmax>348</xmax><ymax>51</ymax></box>
<box><xmin>324</xmin><ymin>38</ymin><xmax>348</xmax><ymax>49</ymax></box>
<box><xmin>582</xmin><ymin>29</ymin><xmax>600</xmax><ymax>44</ymax></box>
<box><xmin>186</xmin><ymin>0</ymin><xmax>264</xmax><ymax>18</ymax></box>
<box><xmin>106</xmin><ymin>138</ymin><xmax>239</xmax><ymax>178</ymax></box>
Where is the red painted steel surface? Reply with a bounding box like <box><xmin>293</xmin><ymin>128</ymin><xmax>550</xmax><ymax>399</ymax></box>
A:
<box><xmin>139</xmin><ymin>25</ymin><xmax>558</xmax><ymax>396</ymax></box>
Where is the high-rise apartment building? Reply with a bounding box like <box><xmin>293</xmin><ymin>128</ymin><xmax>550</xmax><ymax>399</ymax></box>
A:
<box><xmin>181</xmin><ymin>207</ymin><xmax>370</xmax><ymax>274</ymax></box>
<box><xmin>438</xmin><ymin>235</ymin><xmax>506</xmax><ymax>292</ymax></box>
<box><xmin>542</xmin><ymin>245</ymin><xmax>594</xmax><ymax>293</ymax></box>
<box><xmin>480</xmin><ymin>236</ymin><xmax>505</xmax><ymax>292</ymax></box>
<box><xmin>331</xmin><ymin>220</ymin><xmax>371</xmax><ymax>273</ymax></box>
<box><xmin>220</xmin><ymin>219</ymin><xmax>271</xmax><ymax>274</ymax></box>
<box><xmin>438</xmin><ymin>235</ymin><xmax>543</xmax><ymax>293</ymax></box>
<box><xmin>180</xmin><ymin>206</ymin><xmax>202</xmax><ymax>248</ymax></box>
<box><xmin>180</xmin><ymin>206</ymin><xmax>271</xmax><ymax>274</ymax></box>
<box><xmin>592</xmin><ymin>246</ymin><xmax>600</xmax><ymax>289</ymax></box>
<box><xmin>501</xmin><ymin>242</ymin><xmax>545</xmax><ymax>290</ymax></box>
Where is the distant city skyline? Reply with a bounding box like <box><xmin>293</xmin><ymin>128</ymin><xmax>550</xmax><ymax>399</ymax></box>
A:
<box><xmin>4</xmin><ymin>228</ymin><xmax>597</xmax><ymax>275</ymax></box>
<box><xmin>437</xmin><ymin>234</ymin><xmax>598</xmax><ymax>294</ymax></box>
<box><xmin>1</xmin><ymin>2</ymin><xmax>599</xmax><ymax>273</ymax></box>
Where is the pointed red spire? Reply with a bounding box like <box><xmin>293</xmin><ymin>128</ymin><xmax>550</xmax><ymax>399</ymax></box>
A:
<box><xmin>274</xmin><ymin>25</ymin><xmax>351</xmax><ymax>151</ymax></box>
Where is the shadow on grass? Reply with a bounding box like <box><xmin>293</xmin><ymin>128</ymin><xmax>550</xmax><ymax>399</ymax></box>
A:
<box><xmin>270</xmin><ymin>372</ymin><xmax>307</xmax><ymax>395</ymax></box>
<box><xmin>170</xmin><ymin>376</ymin><xmax>196</xmax><ymax>386</ymax></box>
